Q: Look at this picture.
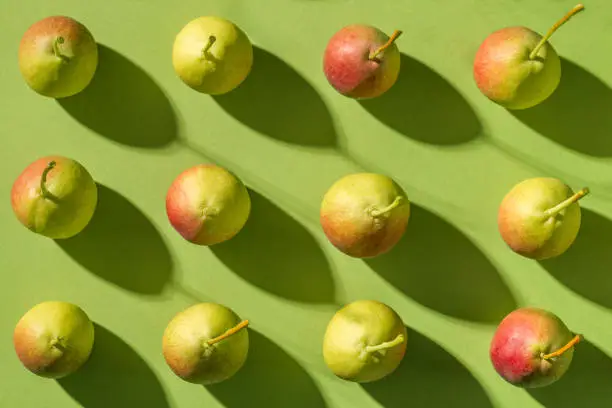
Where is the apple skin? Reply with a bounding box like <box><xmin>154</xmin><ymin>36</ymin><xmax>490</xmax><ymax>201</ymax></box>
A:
<box><xmin>166</xmin><ymin>164</ymin><xmax>251</xmax><ymax>246</ymax></box>
<box><xmin>320</xmin><ymin>173</ymin><xmax>410</xmax><ymax>258</ymax></box>
<box><xmin>162</xmin><ymin>303</ymin><xmax>249</xmax><ymax>385</ymax></box>
<box><xmin>473</xmin><ymin>26</ymin><xmax>560</xmax><ymax>110</ymax></box>
<box><xmin>323</xmin><ymin>24</ymin><xmax>401</xmax><ymax>99</ymax></box>
<box><xmin>172</xmin><ymin>16</ymin><xmax>253</xmax><ymax>95</ymax></box>
<box><xmin>13</xmin><ymin>301</ymin><xmax>95</xmax><ymax>379</ymax></box>
<box><xmin>498</xmin><ymin>177</ymin><xmax>584</xmax><ymax>260</ymax></box>
<box><xmin>323</xmin><ymin>300</ymin><xmax>407</xmax><ymax>383</ymax></box>
<box><xmin>11</xmin><ymin>155</ymin><xmax>98</xmax><ymax>239</ymax></box>
<box><xmin>490</xmin><ymin>307</ymin><xmax>576</xmax><ymax>388</ymax></box>
<box><xmin>18</xmin><ymin>16</ymin><xmax>98</xmax><ymax>98</ymax></box>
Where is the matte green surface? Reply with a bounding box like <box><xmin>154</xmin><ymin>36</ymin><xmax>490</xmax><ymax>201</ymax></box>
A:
<box><xmin>1</xmin><ymin>1</ymin><xmax>611</xmax><ymax>407</ymax></box>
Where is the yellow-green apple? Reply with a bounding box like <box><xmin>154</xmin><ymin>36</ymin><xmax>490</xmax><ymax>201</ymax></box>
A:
<box><xmin>320</xmin><ymin>173</ymin><xmax>410</xmax><ymax>258</ymax></box>
<box><xmin>11</xmin><ymin>156</ymin><xmax>98</xmax><ymax>239</ymax></box>
<box><xmin>18</xmin><ymin>16</ymin><xmax>98</xmax><ymax>98</ymax></box>
<box><xmin>165</xmin><ymin>164</ymin><xmax>251</xmax><ymax>245</ymax></box>
<box><xmin>13</xmin><ymin>301</ymin><xmax>95</xmax><ymax>379</ymax></box>
<box><xmin>323</xmin><ymin>24</ymin><xmax>402</xmax><ymax>99</ymax></box>
<box><xmin>162</xmin><ymin>303</ymin><xmax>249</xmax><ymax>384</ymax></box>
<box><xmin>323</xmin><ymin>299</ymin><xmax>407</xmax><ymax>383</ymax></box>
<box><xmin>473</xmin><ymin>4</ymin><xmax>585</xmax><ymax>110</ymax></box>
<box><xmin>490</xmin><ymin>307</ymin><xmax>581</xmax><ymax>388</ymax></box>
<box><xmin>172</xmin><ymin>16</ymin><xmax>253</xmax><ymax>95</ymax></box>
<box><xmin>498</xmin><ymin>177</ymin><xmax>589</xmax><ymax>260</ymax></box>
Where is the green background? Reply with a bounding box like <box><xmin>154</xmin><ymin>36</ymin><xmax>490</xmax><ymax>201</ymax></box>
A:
<box><xmin>1</xmin><ymin>0</ymin><xmax>611</xmax><ymax>407</ymax></box>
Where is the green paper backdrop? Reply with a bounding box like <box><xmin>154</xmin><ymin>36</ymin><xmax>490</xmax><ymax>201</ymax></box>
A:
<box><xmin>1</xmin><ymin>0</ymin><xmax>611</xmax><ymax>407</ymax></box>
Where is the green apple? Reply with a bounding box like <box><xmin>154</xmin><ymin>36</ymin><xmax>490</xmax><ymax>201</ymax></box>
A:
<box><xmin>473</xmin><ymin>4</ymin><xmax>585</xmax><ymax>109</ymax></box>
<box><xmin>323</xmin><ymin>300</ymin><xmax>407</xmax><ymax>383</ymax></box>
<box><xmin>11</xmin><ymin>156</ymin><xmax>98</xmax><ymax>239</ymax></box>
<box><xmin>172</xmin><ymin>16</ymin><xmax>253</xmax><ymax>95</ymax></box>
<box><xmin>18</xmin><ymin>16</ymin><xmax>98</xmax><ymax>98</ymax></box>
<box><xmin>498</xmin><ymin>177</ymin><xmax>589</xmax><ymax>260</ymax></box>
<box><xmin>13</xmin><ymin>301</ymin><xmax>95</xmax><ymax>379</ymax></box>
<box><xmin>162</xmin><ymin>303</ymin><xmax>249</xmax><ymax>384</ymax></box>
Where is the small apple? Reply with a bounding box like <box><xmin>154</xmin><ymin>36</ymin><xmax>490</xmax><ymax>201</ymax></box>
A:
<box><xmin>320</xmin><ymin>173</ymin><xmax>410</xmax><ymax>258</ymax></box>
<box><xmin>11</xmin><ymin>156</ymin><xmax>98</xmax><ymax>239</ymax></box>
<box><xmin>490</xmin><ymin>307</ymin><xmax>581</xmax><ymax>388</ymax></box>
<box><xmin>323</xmin><ymin>24</ymin><xmax>402</xmax><ymax>99</ymax></box>
<box><xmin>323</xmin><ymin>300</ymin><xmax>407</xmax><ymax>383</ymax></box>
<box><xmin>13</xmin><ymin>301</ymin><xmax>95</xmax><ymax>379</ymax></box>
<box><xmin>172</xmin><ymin>16</ymin><xmax>253</xmax><ymax>95</ymax></box>
<box><xmin>162</xmin><ymin>302</ymin><xmax>249</xmax><ymax>385</ymax></box>
<box><xmin>473</xmin><ymin>4</ymin><xmax>585</xmax><ymax>110</ymax></box>
<box><xmin>498</xmin><ymin>177</ymin><xmax>589</xmax><ymax>260</ymax></box>
<box><xmin>166</xmin><ymin>164</ymin><xmax>251</xmax><ymax>246</ymax></box>
<box><xmin>18</xmin><ymin>16</ymin><xmax>98</xmax><ymax>98</ymax></box>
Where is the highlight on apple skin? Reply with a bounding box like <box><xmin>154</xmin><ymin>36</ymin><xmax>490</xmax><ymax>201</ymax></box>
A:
<box><xmin>18</xmin><ymin>16</ymin><xmax>98</xmax><ymax>98</ymax></box>
<box><xmin>497</xmin><ymin>177</ymin><xmax>589</xmax><ymax>260</ymax></box>
<box><xmin>13</xmin><ymin>301</ymin><xmax>95</xmax><ymax>379</ymax></box>
<box><xmin>320</xmin><ymin>173</ymin><xmax>410</xmax><ymax>258</ymax></box>
<box><xmin>323</xmin><ymin>24</ymin><xmax>402</xmax><ymax>99</ymax></box>
<box><xmin>162</xmin><ymin>302</ymin><xmax>249</xmax><ymax>385</ymax></box>
<box><xmin>490</xmin><ymin>307</ymin><xmax>581</xmax><ymax>388</ymax></box>
<box><xmin>473</xmin><ymin>4</ymin><xmax>585</xmax><ymax>110</ymax></box>
<box><xmin>172</xmin><ymin>16</ymin><xmax>253</xmax><ymax>95</ymax></box>
<box><xmin>165</xmin><ymin>164</ymin><xmax>251</xmax><ymax>246</ymax></box>
<box><xmin>323</xmin><ymin>299</ymin><xmax>407</xmax><ymax>383</ymax></box>
<box><xmin>11</xmin><ymin>155</ymin><xmax>98</xmax><ymax>239</ymax></box>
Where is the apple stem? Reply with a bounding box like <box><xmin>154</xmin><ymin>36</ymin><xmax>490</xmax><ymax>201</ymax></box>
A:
<box><xmin>543</xmin><ymin>187</ymin><xmax>590</xmax><ymax>218</ymax></box>
<box><xmin>207</xmin><ymin>320</ymin><xmax>249</xmax><ymax>346</ymax></box>
<box><xmin>49</xmin><ymin>337</ymin><xmax>66</xmax><ymax>352</ymax></box>
<box><xmin>370</xmin><ymin>196</ymin><xmax>403</xmax><ymax>217</ymax></box>
<box><xmin>529</xmin><ymin>4</ymin><xmax>585</xmax><ymax>60</ymax></box>
<box><xmin>365</xmin><ymin>334</ymin><xmax>405</xmax><ymax>353</ymax></box>
<box><xmin>40</xmin><ymin>161</ymin><xmax>57</xmax><ymax>200</ymax></box>
<box><xmin>542</xmin><ymin>334</ymin><xmax>582</xmax><ymax>360</ymax></box>
<box><xmin>52</xmin><ymin>37</ymin><xmax>70</xmax><ymax>63</ymax></box>
<box><xmin>202</xmin><ymin>35</ymin><xmax>217</xmax><ymax>58</ymax></box>
<box><xmin>369</xmin><ymin>30</ymin><xmax>402</xmax><ymax>60</ymax></box>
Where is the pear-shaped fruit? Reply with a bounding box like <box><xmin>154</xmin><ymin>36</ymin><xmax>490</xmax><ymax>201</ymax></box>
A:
<box><xmin>172</xmin><ymin>16</ymin><xmax>253</xmax><ymax>95</ymax></box>
<box><xmin>162</xmin><ymin>303</ymin><xmax>249</xmax><ymax>385</ymax></box>
<box><xmin>323</xmin><ymin>24</ymin><xmax>402</xmax><ymax>99</ymax></box>
<box><xmin>323</xmin><ymin>300</ymin><xmax>407</xmax><ymax>383</ymax></box>
<box><xmin>473</xmin><ymin>4</ymin><xmax>585</xmax><ymax>110</ymax></box>
<box><xmin>18</xmin><ymin>16</ymin><xmax>98</xmax><ymax>98</ymax></box>
<box><xmin>166</xmin><ymin>164</ymin><xmax>251</xmax><ymax>246</ymax></box>
<box><xmin>11</xmin><ymin>156</ymin><xmax>98</xmax><ymax>239</ymax></box>
<box><xmin>490</xmin><ymin>307</ymin><xmax>580</xmax><ymax>388</ymax></box>
<box><xmin>13</xmin><ymin>301</ymin><xmax>95</xmax><ymax>379</ymax></box>
<box><xmin>498</xmin><ymin>177</ymin><xmax>589</xmax><ymax>260</ymax></box>
<box><xmin>320</xmin><ymin>173</ymin><xmax>410</xmax><ymax>258</ymax></box>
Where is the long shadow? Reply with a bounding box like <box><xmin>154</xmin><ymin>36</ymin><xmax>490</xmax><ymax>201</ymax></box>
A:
<box><xmin>212</xmin><ymin>46</ymin><xmax>337</xmax><ymax>147</ymax></box>
<box><xmin>58</xmin><ymin>44</ymin><xmax>177</xmax><ymax>148</ymax></box>
<box><xmin>206</xmin><ymin>329</ymin><xmax>327</xmax><ymax>407</ymax></box>
<box><xmin>528</xmin><ymin>340</ymin><xmax>612</xmax><ymax>407</ymax></box>
<box><xmin>56</xmin><ymin>184</ymin><xmax>173</xmax><ymax>295</ymax></box>
<box><xmin>366</xmin><ymin>204</ymin><xmax>516</xmax><ymax>323</ymax></box>
<box><xmin>210</xmin><ymin>189</ymin><xmax>335</xmax><ymax>303</ymax></box>
<box><xmin>511</xmin><ymin>58</ymin><xmax>612</xmax><ymax>157</ymax></box>
<box><xmin>539</xmin><ymin>208</ymin><xmax>612</xmax><ymax>309</ymax></box>
<box><xmin>359</xmin><ymin>53</ymin><xmax>481</xmax><ymax>145</ymax></box>
<box><xmin>363</xmin><ymin>329</ymin><xmax>493</xmax><ymax>407</ymax></box>
<box><xmin>58</xmin><ymin>323</ymin><xmax>170</xmax><ymax>408</ymax></box>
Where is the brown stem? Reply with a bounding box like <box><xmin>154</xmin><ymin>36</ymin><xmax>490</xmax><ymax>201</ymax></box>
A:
<box><xmin>542</xmin><ymin>334</ymin><xmax>582</xmax><ymax>360</ymax></box>
<box><xmin>529</xmin><ymin>4</ymin><xmax>585</xmax><ymax>60</ymax></box>
<box><xmin>207</xmin><ymin>320</ymin><xmax>249</xmax><ymax>345</ymax></box>
<box><xmin>369</xmin><ymin>30</ymin><xmax>402</xmax><ymax>60</ymax></box>
<box><xmin>201</xmin><ymin>35</ymin><xmax>216</xmax><ymax>58</ymax></box>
